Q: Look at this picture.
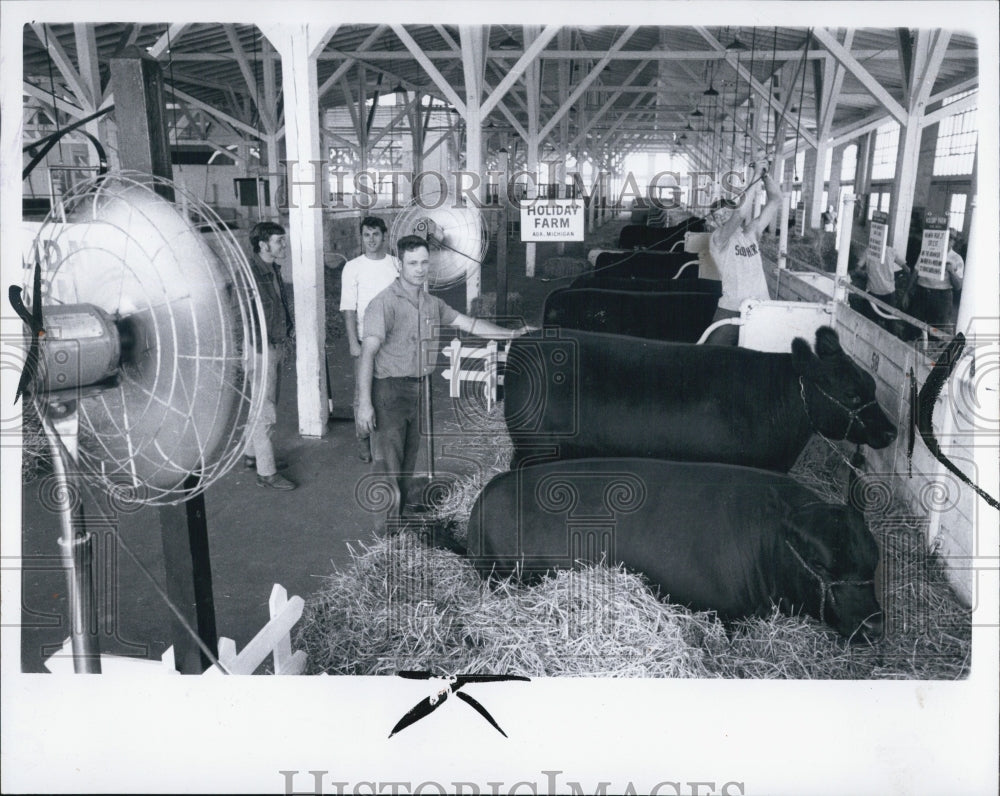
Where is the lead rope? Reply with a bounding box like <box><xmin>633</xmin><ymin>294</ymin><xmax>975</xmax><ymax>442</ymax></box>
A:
<box><xmin>784</xmin><ymin>539</ymin><xmax>874</xmax><ymax>624</ymax></box>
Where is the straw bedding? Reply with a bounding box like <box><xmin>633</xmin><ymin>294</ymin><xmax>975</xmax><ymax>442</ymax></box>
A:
<box><xmin>298</xmin><ymin>406</ymin><xmax>971</xmax><ymax>679</ymax></box>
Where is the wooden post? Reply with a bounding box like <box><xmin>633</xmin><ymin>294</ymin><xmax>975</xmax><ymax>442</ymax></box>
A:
<box><xmin>108</xmin><ymin>46</ymin><xmax>173</xmax><ymax>200</ymax></box>
<box><xmin>158</xmin><ymin>476</ymin><xmax>218</xmax><ymax>674</ymax></box>
<box><xmin>777</xmin><ymin>194</ymin><xmax>790</xmax><ymax>270</ymax></box>
<box><xmin>834</xmin><ymin>192</ymin><xmax>856</xmax><ymax>303</ymax></box>
<box><xmin>497</xmin><ymin>147</ymin><xmax>509</xmax><ymax>317</ymax></box>
<box><xmin>261</xmin><ymin>23</ymin><xmax>337</xmax><ymax>438</ymax></box>
<box><xmin>460</xmin><ymin>26</ymin><xmax>486</xmax><ymax>312</ymax></box>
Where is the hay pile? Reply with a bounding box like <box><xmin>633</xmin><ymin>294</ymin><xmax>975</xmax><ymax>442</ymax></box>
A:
<box><xmin>297</xmin><ymin>411</ymin><xmax>970</xmax><ymax>679</ymax></box>
<box><xmin>297</xmin><ymin>532</ymin><xmax>721</xmax><ymax>677</ymax></box>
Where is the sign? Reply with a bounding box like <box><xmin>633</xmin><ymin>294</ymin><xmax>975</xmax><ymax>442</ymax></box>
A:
<box><xmin>520</xmin><ymin>198</ymin><xmax>585</xmax><ymax>242</ymax></box>
<box><xmin>915</xmin><ymin>212</ymin><xmax>949</xmax><ymax>282</ymax></box>
<box><xmin>795</xmin><ymin>201</ymin><xmax>806</xmax><ymax>237</ymax></box>
<box><xmin>867</xmin><ymin>210</ymin><xmax>889</xmax><ymax>267</ymax></box>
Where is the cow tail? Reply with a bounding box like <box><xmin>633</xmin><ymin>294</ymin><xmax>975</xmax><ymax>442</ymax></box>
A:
<box><xmin>917</xmin><ymin>333</ymin><xmax>1000</xmax><ymax>511</ymax></box>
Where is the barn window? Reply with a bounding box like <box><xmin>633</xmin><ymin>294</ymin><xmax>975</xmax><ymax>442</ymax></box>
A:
<box><xmin>933</xmin><ymin>90</ymin><xmax>978</xmax><ymax>176</ymax></box>
<box><xmin>794</xmin><ymin>150</ymin><xmax>805</xmax><ymax>181</ymax></box>
<box><xmin>949</xmin><ymin>193</ymin><xmax>968</xmax><ymax>233</ymax></box>
<box><xmin>871</xmin><ymin>121</ymin><xmax>900</xmax><ymax>180</ymax></box>
<box><xmin>840</xmin><ymin>144</ymin><xmax>858</xmax><ymax>183</ymax></box>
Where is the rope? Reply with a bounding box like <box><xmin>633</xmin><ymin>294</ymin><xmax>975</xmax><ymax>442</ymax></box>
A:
<box><xmin>784</xmin><ymin>539</ymin><xmax>873</xmax><ymax>624</ymax></box>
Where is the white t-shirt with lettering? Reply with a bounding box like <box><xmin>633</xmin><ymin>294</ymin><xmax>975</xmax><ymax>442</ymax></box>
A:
<box><xmin>709</xmin><ymin>227</ymin><xmax>770</xmax><ymax>312</ymax></box>
<box><xmin>339</xmin><ymin>254</ymin><xmax>399</xmax><ymax>337</ymax></box>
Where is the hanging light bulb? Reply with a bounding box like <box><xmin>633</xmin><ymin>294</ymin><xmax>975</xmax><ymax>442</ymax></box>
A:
<box><xmin>691</xmin><ymin>108</ymin><xmax>703</xmax><ymax>118</ymax></box>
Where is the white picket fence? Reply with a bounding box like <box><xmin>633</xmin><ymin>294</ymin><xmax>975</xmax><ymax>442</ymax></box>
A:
<box><xmin>441</xmin><ymin>338</ymin><xmax>510</xmax><ymax>410</ymax></box>
<box><xmin>44</xmin><ymin>583</ymin><xmax>311</xmax><ymax>675</ymax></box>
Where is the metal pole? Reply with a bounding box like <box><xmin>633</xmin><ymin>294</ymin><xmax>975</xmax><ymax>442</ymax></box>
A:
<box><xmin>834</xmin><ymin>192</ymin><xmax>856</xmax><ymax>304</ymax></box>
<box><xmin>44</xmin><ymin>402</ymin><xmax>102</xmax><ymax>673</ymax></box>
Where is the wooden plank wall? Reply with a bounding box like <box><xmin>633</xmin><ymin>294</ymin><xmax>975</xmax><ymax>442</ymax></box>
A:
<box><xmin>776</xmin><ymin>271</ymin><xmax>975</xmax><ymax>605</ymax></box>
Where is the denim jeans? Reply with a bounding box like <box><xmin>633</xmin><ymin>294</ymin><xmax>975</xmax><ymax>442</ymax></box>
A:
<box><xmin>370</xmin><ymin>376</ymin><xmax>426</xmax><ymax>518</ymax></box>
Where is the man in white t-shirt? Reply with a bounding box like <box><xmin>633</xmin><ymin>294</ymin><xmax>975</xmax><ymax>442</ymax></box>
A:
<box><xmin>705</xmin><ymin>159</ymin><xmax>783</xmax><ymax>344</ymax></box>
<box><xmin>340</xmin><ymin>216</ymin><xmax>399</xmax><ymax>461</ymax></box>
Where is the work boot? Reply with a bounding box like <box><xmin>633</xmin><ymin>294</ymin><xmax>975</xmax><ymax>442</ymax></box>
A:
<box><xmin>256</xmin><ymin>472</ymin><xmax>296</xmax><ymax>491</ymax></box>
<box><xmin>244</xmin><ymin>456</ymin><xmax>289</xmax><ymax>471</ymax></box>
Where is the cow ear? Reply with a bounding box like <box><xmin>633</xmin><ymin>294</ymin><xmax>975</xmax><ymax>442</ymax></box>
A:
<box><xmin>814</xmin><ymin>326</ymin><xmax>843</xmax><ymax>360</ymax></box>
<box><xmin>791</xmin><ymin>337</ymin><xmax>816</xmax><ymax>376</ymax></box>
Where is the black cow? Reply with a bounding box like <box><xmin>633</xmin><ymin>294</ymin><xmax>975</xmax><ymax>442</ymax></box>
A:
<box><xmin>571</xmin><ymin>274</ymin><xmax>718</xmax><ymax>293</ymax></box>
<box><xmin>467</xmin><ymin>458</ymin><xmax>884</xmax><ymax>640</ymax></box>
<box><xmin>543</xmin><ymin>284</ymin><xmax>721</xmax><ymax>342</ymax></box>
<box><xmin>618</xmin><ymin>216</ymin><xmax>707</xmax><ymax>250</ymax></box>
<box><xmin>504</xmin><ymin>326</ymin><xmax>896</xmax><ymax>470</ymax></box>
<box><xmin>590</xmin><ymin>250</ymin><xmax>701</xmax><ymax>280</ymax></box>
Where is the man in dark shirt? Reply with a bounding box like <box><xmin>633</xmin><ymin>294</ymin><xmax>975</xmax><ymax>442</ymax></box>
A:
<box><xmin>356</xmin><ymin>235</ymin><xmax>533</xmax><ymax>524</ymax></box>
<box><xmin>246</xmin><ymin>221</ymin><xmax>296</xmax><ymax>490</ymax></box>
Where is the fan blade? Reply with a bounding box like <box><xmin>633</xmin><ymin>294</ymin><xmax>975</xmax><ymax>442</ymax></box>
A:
<box><xmin>31</xmin><ymin>254</ymin><xmax>44</xmax><ymax>327</ymax></box>
<box><xmin>456</xmin><ymin>674</ymin><xmax>531</xmax><ymax>684</ymax></box>
<box><xmin>396</xmin><ymin>670</ymin><xmax>436</xmax><ymax>680</ymax></box>
<box><xmin>14</xmin><ymin>336</ymin><xmax>40</xmax><ymax>404</ymax></box>
<box><xmin>455</xmin><ymin>691</ymin><xmax>507</xmax><ymax>738</ymax></box>
<box><xmin>8</xmin><ymin>285</ymin><xmax>34</xmax><ymax>329</ymax></box>
<box><xmin>388</xmin><ymin>695</ymin><xmax>440</xmax><ymax>738</ymax></box>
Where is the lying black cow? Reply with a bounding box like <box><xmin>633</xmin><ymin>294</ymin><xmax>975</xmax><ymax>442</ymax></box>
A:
<box><xmin>504</xmin><ymin>326</ymin><xmax>896</xmax><ymax>470</ymax></box>
<box><xmin>467</xmin><ymin>458</ymin><xmax>883</xmax><ymax>640</ymax></box>
<box><xmin>543</xmin><ymin>283</ymin><xmax>721</xmax><ymax>342</ymax></box>
<box><xmin>590</xmin><ymin>250</ymin><xmax>701</xmax><ymax>281</ymax></box>
<box><xmin>618</xmin><ymin>216</ymin><xmax>707</xmax><ymax>250</ymax></box>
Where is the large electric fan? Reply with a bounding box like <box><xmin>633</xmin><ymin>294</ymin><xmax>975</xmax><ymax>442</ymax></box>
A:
<box><xmin>12</xmin><ymin>171</ymin><xmax>267</xmax><ymax>671</ymax></box>
<box><xmin>388</xmin><ymin>186</ymin><xmax>489</xmax><ymax>288</ymax></box>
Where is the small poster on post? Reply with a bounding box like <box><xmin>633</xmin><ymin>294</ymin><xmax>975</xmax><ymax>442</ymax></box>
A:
<box><xmin>795</xmin><ymin>200</ymin><xmax>806</xmax><ymax>237</ymax></box>
<box><xmin>915</xmin><ymin>212</ymin><xmax>949</xmax><ymax>282</ymax></box>
<box><xmin>520</xmin><ymin>197</ymin><xmax>585</xmax><ymax>241</ymax></box>
<box><xmin>868</xmin><ymin>210</ymin><xmax>889</xmax><ymax>265</ymax></box>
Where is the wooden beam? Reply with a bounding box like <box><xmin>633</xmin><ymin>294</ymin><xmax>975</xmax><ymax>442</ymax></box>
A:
<box><xmin>148</xmin><ymin>23</ymin><xmax>190</xmax><ymax>60</ymax></box>
<box><xmin>540</xmin><ymin>25</ymin><xmax>638</xmax><ymax>140</ymax></box>
<box><xmin>30</xmin><ymin>24</ymin><xmax>92</xmax><ymax>110</ymax></box>
<box><xmin>811</xmin><ymin>27</ymin><xmax>907</xmax><ymax>126</ymax></box>
<box><xmin>820</xmin><ymin>30</ymin><xmax>855</xmax><ymax>138</ymax></box>
<box><xmin>224</xmin><ymin>25</ymin><xmax>274</xmax><ymax>133</ymax></box>
<box><xmin>390</xmin><ymin>24</ymin><xmax>466</xmax><ymax>114</ymax></box>
<box><xmin>317</xmin><ymin>25</ymin><xmax>386</xmax><ymax>100</ymax></box>
<box><xmin>572</xmin><ymin>59</ymin><xmax>650</xmax><ymax>149</ymax></box>
<box><xmin>480</xmin><ymin>25</ymin><xmax>559</xmax><ymax>118</ymax></box>
<box><xmin>23</xmin><ymin>80</ymin><xmax>87</xmax><ymax>118</ymax></box>
<box><xmin>914</xmin><ymin>30</ymin><xmax>953</xmax><ymax>110</ymax></box>
<box><xmin>73</xmin><ymin>25</ymin><xmax>102</xmax><ymax>109</ymax></box>
<box><xmin>163</xmin><ymin>84</ymin><xmax>265</xmax><ymax>139</ymax></box>
<box><xmin>897</xmin><ymin>28</ymin><xmax>913</xmax><ymax>100</ymax></box>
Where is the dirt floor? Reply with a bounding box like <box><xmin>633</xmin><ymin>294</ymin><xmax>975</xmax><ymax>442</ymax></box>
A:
<box><xmin>17</xmin><ymin>213</ymin><xmax>624</xmax><ymax>672</ymax></box>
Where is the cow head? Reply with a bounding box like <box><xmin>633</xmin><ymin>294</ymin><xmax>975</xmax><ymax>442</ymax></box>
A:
<box><xmin>791</xmin><ymin>327</ymin><xmax>897</xmax><ymax>449</ymax></box>
<box><xmin>784</xmin><ymin>500</ymin><xmax>884</xmax><ymax>641</ymax></box>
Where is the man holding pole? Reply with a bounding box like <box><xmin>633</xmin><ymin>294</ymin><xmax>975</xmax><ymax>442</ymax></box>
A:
<box><xmin>356</xmin><ymin>235</ymin><xmax>534</xmax><ymax>526</ymax></box>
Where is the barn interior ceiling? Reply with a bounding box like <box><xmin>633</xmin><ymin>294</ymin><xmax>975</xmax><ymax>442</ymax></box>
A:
<box><xmin>22</xmin><ymin>23</ymin><xmax>979</xmax><ymax>165</ymax></box>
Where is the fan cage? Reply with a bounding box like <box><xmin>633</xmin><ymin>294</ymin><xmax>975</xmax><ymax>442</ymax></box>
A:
<box><xmin>25</xmin><ymin>172</ymin><xmax>267</xmax><ymax>506</ymax></box>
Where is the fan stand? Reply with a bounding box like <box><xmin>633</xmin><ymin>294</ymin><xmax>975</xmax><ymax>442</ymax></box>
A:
<box><xmin>40</xmin><ymin>400</ymin><xmax>102</xmax><ymax>673</ymax></box>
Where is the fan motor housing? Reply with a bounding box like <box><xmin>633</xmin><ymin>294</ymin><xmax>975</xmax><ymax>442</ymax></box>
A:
<box><xmin>40</xmin><ymin>304</ymin><xmax>121</xmax><ymax>392</ymax></box>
